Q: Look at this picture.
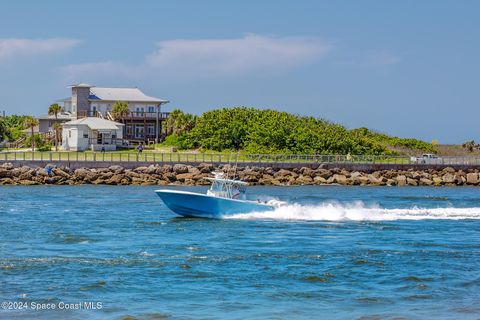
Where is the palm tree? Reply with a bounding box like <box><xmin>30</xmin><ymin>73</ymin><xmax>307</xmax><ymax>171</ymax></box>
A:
<box><xmin>52</xmin><ymin>122</ymin><xmax>62</xmax><ymax>151</ymax></box>
<box><xmin>165</xmin><ymin>109</ymin><xmax>197</xmax><ymax>136</ymax></box>
<box><xmin>111</xmin><ymin>101</ymin><xmax>130</xmax><ymax>122</ymax></box>
<box><xmin>24</xmin><ymin>116</ymin><xmax>39</xmax><ymax>152</ymax></box>
<box><xmin>111</xmin><ymin>101</ymin><xmax>130</xmax><ymax>138</ymax></box>
<box><xmin>166</xmin><ymin>109</ymin><xmax>183</xmax><ymax>135</ymax></box>
<box><xmin>48</xmin><ymin>103</ymin><xmax>62</xmax><ymax>121</ymax></box>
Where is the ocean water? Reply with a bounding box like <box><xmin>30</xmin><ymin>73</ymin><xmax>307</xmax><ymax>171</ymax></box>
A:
<box><xmin>0</xmin><ymin>185</ymin><xmax>479</xmax><ymax>320</ymax></box>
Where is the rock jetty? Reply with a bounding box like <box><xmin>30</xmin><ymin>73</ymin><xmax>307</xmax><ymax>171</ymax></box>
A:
<box><xmin>0</xmin><ymin>162</ymin><xmax>479</xmax><ymax>186</ymax></box>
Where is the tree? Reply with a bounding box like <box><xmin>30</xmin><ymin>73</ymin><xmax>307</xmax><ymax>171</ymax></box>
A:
<box><xmin>24</xmin><ymin>116</ymin><xmax>39</xmax><ymax>151</ymax></box>
<box><xmin>48</xmin><ymin>103</ymin><xmax>62</xmax><ymax>120</ymax></box>
<box><xmin>52</xmin><ymin>122</ymin><xmax>62</xmax><ymax>151</ymax></box>
<box><xmin>165</xmin><ymin>109</ymin><xmax>197</xmax><ymax>136</ymax></box>
<box><xmin>111</xmin><ymin>101</ymin><xmax>130</xmax><ymax>122</ymax></box>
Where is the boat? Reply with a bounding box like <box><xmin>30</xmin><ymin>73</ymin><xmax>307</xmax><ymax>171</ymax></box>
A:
<box><xmin>155</xmin><ymin>172</ymin><xmax>280</xmax><ymax>218</ymax></box>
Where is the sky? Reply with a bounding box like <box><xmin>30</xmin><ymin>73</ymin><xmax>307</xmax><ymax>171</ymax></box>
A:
<box><xmin>0</xmin><ymin>0</ymin><xmax>478</xmax><ymax>143</ymax></box>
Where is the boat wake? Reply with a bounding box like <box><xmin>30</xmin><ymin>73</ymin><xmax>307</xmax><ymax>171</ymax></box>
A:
<box><xmin>222</xmin><ymin>201</ymin><xmax>480</xmax><ymax>221</ymax></box>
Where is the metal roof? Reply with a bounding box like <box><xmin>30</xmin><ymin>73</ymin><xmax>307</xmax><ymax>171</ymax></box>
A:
<box><xmin>37</xmin><ymin>114</ymin><xmax>73</xmax><ymax>120</ymax></box>
<box><xmin>69</xmin><ymin>83</ymin><xmax>93</xmax><ymax>88</ymax></box>
<box><xmin>88</xmin><ymin>87</ymin><xmax>168</xmax><ymax>103</ymax></box>
<box><xmin>63</xmin><ymin>117</ymin><xmax>124</xmax><ymax>130</ymax></box>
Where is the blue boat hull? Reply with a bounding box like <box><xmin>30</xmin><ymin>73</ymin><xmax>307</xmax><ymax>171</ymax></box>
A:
<box><xmin>155</xmin><ymin>189</ymin><xmax>274</xmax><ymax>218</ymax></box>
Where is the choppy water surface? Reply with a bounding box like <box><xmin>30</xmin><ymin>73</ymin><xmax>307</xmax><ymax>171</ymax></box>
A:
<box><xmin>1</xmin><ymin>185</ymin><xmax>479</xmax><ymax>319</ymax></box>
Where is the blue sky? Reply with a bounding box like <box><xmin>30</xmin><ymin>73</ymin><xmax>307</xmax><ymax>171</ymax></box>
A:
<box><xmin>0</xmin><ymin>0</ymin><xmax>478</xmax><ymax>143</ymax></box>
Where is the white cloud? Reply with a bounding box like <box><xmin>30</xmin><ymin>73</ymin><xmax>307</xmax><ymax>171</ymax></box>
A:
<box><xmin>0</xmin><ymin>38</ymin><xmax>80</xmax><ymax>61</ymax></box>
<box><xmin>146</xmin><ymin>34</ymin><xmax>333</xmax><ymax>73</ymax></box>
<box><xmin>59</xmin><ymin>34</ymin><xmax>333</xmax><ymax>81</ymax></box>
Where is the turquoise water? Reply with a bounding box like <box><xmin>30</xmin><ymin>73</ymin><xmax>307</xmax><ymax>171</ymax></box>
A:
<box><xmin>1</xmin><ymin>185</ymin><xmax>480</xmax><ymax>319</ymax></box>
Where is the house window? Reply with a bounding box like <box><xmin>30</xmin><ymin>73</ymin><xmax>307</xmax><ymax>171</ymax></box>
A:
<box><xmin>83</xmin><ymin>133</ymin><xmax>88</xmax><ymax>138</ymax></box>
<box><xmin>136</xmin><ymin>107</ymin><xmax>145</xmax><ymax>113</ymax></box>
<box><xmin>126</xmin><ymin>125</ymin><xmax>133</xmax><ymax>135</ymax></box>
<box><xmin>148</xmin><ymin>106</ymin><xmax>155</xmax><ymax>113</ymax></box>
<box><xmin>147</xmin><ymin>125</ymin><xmax>155</xmax><ymax>136</ymax></box>
<box><xmin>134</xmin><ymin>125</ymin><xmax>144</xmax><ymax>138</ymax></box>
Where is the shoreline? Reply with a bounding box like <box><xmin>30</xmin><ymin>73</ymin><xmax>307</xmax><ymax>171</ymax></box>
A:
<box><xmin>0</xmin><ymin>162</ymin><xmax>479</xmax><ymax>187</ymax></box>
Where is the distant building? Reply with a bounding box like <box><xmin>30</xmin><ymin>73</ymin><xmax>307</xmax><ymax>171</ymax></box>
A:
<box><xmin>38</xmin><ymin>113</ymin><xmax>74</xmax><ymax>133</ymax></box>
<box><xmin>41</xmin><ymin>83</ymin><xmax>170</xmax><ymax>143</ymax></box>
<box><xmin>61</xmin><ymin>117</ymin><xmax>124</xmax><ymax>151</ymax></box>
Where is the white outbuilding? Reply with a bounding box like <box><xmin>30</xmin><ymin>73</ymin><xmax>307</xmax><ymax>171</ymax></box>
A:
<box><xmin>62</xmin><ymin>117</ymin><xmax>125</xmax><ymax>151</ymax></box>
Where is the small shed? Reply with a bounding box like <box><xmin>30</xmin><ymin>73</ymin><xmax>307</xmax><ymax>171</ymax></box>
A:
<box><xmin>62</xmin><ymin>117</ymin><xmax>124</xmax><ymax>151</ymax></box>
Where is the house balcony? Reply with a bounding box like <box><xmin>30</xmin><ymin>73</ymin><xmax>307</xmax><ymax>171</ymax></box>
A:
<box><xmin>77</xmin><ymin>110</ymin><xmax>170</xmax><ymax>120</ymax></box>
<box><xmin>127</xmin><ymin>111</ymin><xmax>170</xmax><ymax>120</ymax></box>
<box><xmin>77</xmin><ymin>111</ymin><xmax>103</xmax><ymax>118</ymax></box>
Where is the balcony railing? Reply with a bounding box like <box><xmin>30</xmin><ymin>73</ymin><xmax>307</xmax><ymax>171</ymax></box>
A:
<box><xmin>77</xmin><ymin>111</ymin><xmax>102</xmax><ymax>118</ymax></box>
<box><xmin>128</xmin><ymin>111</ymin><xmax>170</xmax><ymax>119</ymax></box>
<box><xmin>76</xmin><ymin>110</ymin><xmax>170</xmax><ymax>120</ymax></box>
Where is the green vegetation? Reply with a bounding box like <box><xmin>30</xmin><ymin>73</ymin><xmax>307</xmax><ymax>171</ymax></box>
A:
<box><xmin>25</xmin><ymin>133</ymin><xmax>51</xmax><ymax>152</ymax></box>
<box><xmin>111</xmin><ymin>101</ymin><xmax>130</xmax><ymax>121</ymax></box>
<box><xmin>165</xmin><ymin>109</ymin><xmax>197</xmax><ymax>136</ymax></box>
<box><xmin>23</xmin><ymin>116</ymin><xmax>39</xmax><ymax>151</ymax></box>
<box><xmin>349</xmin><ymin>127</ymin><xmax>436</xmax><ymax>154</ymax></box>
<box><xmin>171</xmin><ymin>107</ymin><xmax>435</xmax><ymax>155</ymax></box>
<box><xmin>0</xmin><ymin>115</ymin><xmax>30</xmax><ymax>142</ymax></box>
<box><xmin>0</xmin><ymin>107</ymin><xmax>437</xmax><ymax>156</ymax></box>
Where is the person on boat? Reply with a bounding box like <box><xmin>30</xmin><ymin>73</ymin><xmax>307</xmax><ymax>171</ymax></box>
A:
<box><xmin>232</xmin><ymin>186</ymin><xmax>241</xmax><ymax>199</ymax></box>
